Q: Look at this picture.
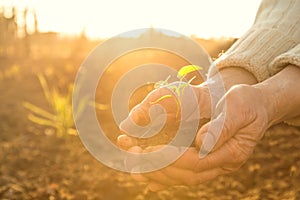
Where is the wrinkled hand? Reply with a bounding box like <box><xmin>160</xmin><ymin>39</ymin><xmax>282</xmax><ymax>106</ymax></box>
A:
<box><xmin>129</xmin><ymin>84</ymin><xmax>271</xmax><ymax>191</ymax></box>
<box><xmin>118</xmin><ymin>84</ymin><xmax>211</xmax><ymax>149</ymax></box>
<box><xmin>118</xmin><ymin>67</ymin><xmax>256</xmax><ymax>150</ymax></box>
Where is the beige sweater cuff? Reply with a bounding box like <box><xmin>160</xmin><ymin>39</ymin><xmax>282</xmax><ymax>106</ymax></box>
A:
<box><xmin>269</xmin><ymin>44</ymin><xmax>300</xmax><ymax>75</ymax></box>
<box><xmin>215</xmin><ymin>27</ymin><xmax>297</xmax><ymax>82</ymax></box>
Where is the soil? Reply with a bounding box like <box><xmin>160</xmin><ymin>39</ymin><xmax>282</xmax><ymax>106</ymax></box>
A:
<box><xmin>1</xmin><ymin>38</ymin><xmax>300</xmax><ymax>200</ymax></box>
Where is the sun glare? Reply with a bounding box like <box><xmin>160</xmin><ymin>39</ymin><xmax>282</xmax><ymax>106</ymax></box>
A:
<box><xmin>1</xmin><ymin>0</ymin><xmax>261</xmax><ymax>39</ymax></box>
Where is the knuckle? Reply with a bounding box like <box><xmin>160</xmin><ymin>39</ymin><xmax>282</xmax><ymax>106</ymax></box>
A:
<box><xmin>231</xmin><ymin>149</ymin><xmax>246</xmax><ymax>164</ymax></box>
<box><xmin>233</xmin><ymin>150</ymin><xmax>248</xmax><ymax>165</ymax></box>
<box><xmin>194</xmin><ymin>159</ymin><xmax>204</xmax><ymax>172</ymax></box>
<box><xmin>225</xmin><ymin>84</ymin><xmax>250</xmax><ymax>103</ymax></box>
<box><xmin>194</xmin><ymin>155</ymin><xmax>213</xmax><ymax>172</ymax></box>
<box><xmin>225</xmin><ymin>140</ymin><xmax>249</xmax><ymax>165</ymax></box>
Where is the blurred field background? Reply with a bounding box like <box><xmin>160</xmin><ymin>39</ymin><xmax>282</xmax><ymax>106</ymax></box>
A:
<box><xmin>1</xmin><ymin>4</ymin><xmax>300</xmax><ymax>200</ymax></box>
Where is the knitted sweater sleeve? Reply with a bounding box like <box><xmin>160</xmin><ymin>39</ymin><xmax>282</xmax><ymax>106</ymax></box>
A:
<box><xmin>215</xmin><ymin>0</ymin><xmax>300</xmax><ymax>82</ymax></box>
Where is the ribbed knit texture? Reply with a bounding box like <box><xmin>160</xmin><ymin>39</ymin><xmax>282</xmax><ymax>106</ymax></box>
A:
<box><xmin>270</xmin><ymin>43</ymin><xmax>300</xmax><ymax>75</ymax></box>
<box><xmin>215</xmin><ymin>0</ymin><xmax>300</xmax><ymax>126</ymax></box>
<box><xmin>215</xmin><ymin>0</ymin><xmax>300</xmax><ymax>82</ymax></box>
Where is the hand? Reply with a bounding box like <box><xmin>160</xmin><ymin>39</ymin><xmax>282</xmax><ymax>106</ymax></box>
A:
<box><xmin>118</xmin><ymin>84</ymin><xmax>212</xmax><ymax>149</ymax></box>
<box><xmin>118</xmin><ymin>67</ymin><xmax>257</xmax><ymax>149</ymax></box>
<box><xmin>131</xmin><ymin>84</ymin><xmax>271</xmax><ymax>191</ymax></box>
<box><xmin>117</xmin><ymin>67</ymin><xmax>259</xmax><ymax>190</ymax></box>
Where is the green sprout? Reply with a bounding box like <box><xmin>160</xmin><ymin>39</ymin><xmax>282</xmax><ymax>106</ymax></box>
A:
<box><xmin>151</xmin><ymin>65</ymin><xmax>202</xmax><ymax>117</ymax></box>
<box><xmin>177</xmin><ymin>65</ymin><xmax>202</xmax><ymax>80</ymax></box>
<box><xmin>153</xmin><ymin>64</ymin><xmax>202</xmax><ymax>99</ymax></box>
<box><xmin>23</xmin><ymin>75</ymin><xmax>87</xmax><ymax>137</ymax></box>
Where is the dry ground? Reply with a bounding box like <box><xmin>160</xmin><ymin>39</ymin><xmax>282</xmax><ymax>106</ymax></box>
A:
<box><xmin>1</xmin><ymin>38</ymin><xmax>300</xmax><ymax>200</ymax></box>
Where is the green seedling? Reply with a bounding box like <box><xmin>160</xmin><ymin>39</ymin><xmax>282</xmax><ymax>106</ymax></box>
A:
<box><xmin>121</xmin><ymin>65</ymin><xmax>203</xmax><ymax>148</ymax></box>
<box><xmin>154</xmin><ymin>65</ymin><xmax>202</xmax><ymax>98</ymax></box>
<box><xmin>152</xmin><ymin>65</ymin><xmax>202</xmax><ymax>116</ymax></box>
<box><xmin>23</xmin><ymin>75</ymin><xmax>87</xmax><ymax>137</ymax></box>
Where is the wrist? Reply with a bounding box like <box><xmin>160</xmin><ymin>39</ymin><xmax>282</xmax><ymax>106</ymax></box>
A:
<box><xmin>252</xmin><ymin>84</ymin><xmax>279</xmax><ymax>127</ymax></box>
<box><xmin>253</xmin><ymin>65</ymin><xmax>300</xmax><ymax>127</ymax></box>
<box><xmin>195</xmin><ymin>67</ymin><xmax>258</xmax><ymax>118</ymax></box>
<box><xmin>219</xmin><ymin>67</ymin><xmax>258</xmax><ymax>90</ymax></box>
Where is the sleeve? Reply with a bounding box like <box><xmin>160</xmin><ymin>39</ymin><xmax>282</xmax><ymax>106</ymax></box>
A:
<box><xmin>269</xmin><ymin>43</ymin><xmax>300</xmax><ymax>75</ymax></box>
<box><xmin>214</xmin><ymin>0</ymin><xmax>300</xmax><ymax>82</ymax></box>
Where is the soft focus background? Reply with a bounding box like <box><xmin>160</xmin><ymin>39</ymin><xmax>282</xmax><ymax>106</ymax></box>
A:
<box><xmin>1</xmin><ymin>0</ymin><xmax>300</xmax><ymax>199</ymax></box>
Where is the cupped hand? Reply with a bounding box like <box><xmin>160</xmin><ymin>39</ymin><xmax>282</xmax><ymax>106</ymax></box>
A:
<box><xmin>118</xmin><ymin>84</ymin><xmax>211</xmax><ymax>150</ymax></box>
<box><xmin>130</xmin><ymin>84</ymin><xmax>271</xmax><ymax>191</ymax></box>
<box><xmin>117</xmin><ymin>67</ymin><xmax>257</xmax><ymax>150</ymax></box>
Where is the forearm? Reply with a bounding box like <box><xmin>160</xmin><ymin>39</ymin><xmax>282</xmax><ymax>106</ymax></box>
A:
<box><xmin>254</xmin><ymin>65</ymin><xmax>300</xmax><ymax>126</ymax></box>
<box><xmin>219</xmin><ymin>67</ymin><xmax>257</xmax><ymax>90</ymax></box>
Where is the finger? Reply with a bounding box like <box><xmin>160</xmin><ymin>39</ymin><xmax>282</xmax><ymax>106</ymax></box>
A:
<box><xmin>171</xmin><ymin>147</ymin><xmax>223</xmax><ymax>172</ymax></box>
<box><xmin>141</xmin><ymin>169</ymin><xmax>180</xmax><ymax>186</ymax></box>
<box><xmin>127</xmin><ymin>146</ymin><xmax>143</xmax><ymax>153</ymax></box>
<box><xmin>143</xmin><ymin>145</ymin><xmax>165</xmax><ymax>152</ymax></box>
<box><xmin>124</xmin><ymin>146</ymin><xmax>144</xmax><ymax>171</ymax></box>
<box><xmin>129</xmin><ymin>147</ymin><xmax>178</xmax><ymax>185</ymax></box>
<box><xmin>171</xmin><ymin>147</ymin><xmax>203</xmax><ymax>170</ymax></box>
<box><xmin>159</xmin><ymin>165</ymin><xmax>200</xmax><ymax>186</ymax></box>
<box><xmin>119</xmin><ymin>88</ymin><xmax>178</xmax><ymax>137</ymax></box>
<box><xmin>124</xmin><ymin>103</ymin><xmax>151</xmax><ymax>127</ymax></box>
<box><xmin>131</xmin><ymin>88</ymin><xmax>178</xmax><ymax>126</ymax></box>
<box><xmin>117</xmin><ymin>134</ymin><xmax>137</xmax><ymax>150</ymax></box>
<box><xmin>131</xmin><ymin>173</ymin><xmax>149</xmax><ymax>182</ymax></box>
<box><xmin>195</xmin><ymin>112</ymin><xmax>238</xmax><ymax>156</ymax></box>
<box><xmin>160</xmin><ymin>166</ymin><xmax>226</xmax><ymax>185</ymax></box>
<box><xmin>147</xmin><ymin>182</ymin><xmax>167</xmax><ymax>192</ymax></box>
<box><xmin>128</xmin><ymin>146</ymin><xmax>149</xmax><ymax>183</ymax></box>
<box><xmin>195</xmin><ymin>167</ymin><xmax>227</xmax><ymax>184</ymax></box>
<box><xmin>171</xmin><ymin>143</ymin><xmax>235</xmax><ymax>172</ymax></box>
<box><xmin>193</xmin><ymin>85</ymin><xmax>211</xmax><ymax>119</ymax></box>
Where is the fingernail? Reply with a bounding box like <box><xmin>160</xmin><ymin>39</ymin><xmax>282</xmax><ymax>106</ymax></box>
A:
<box><xmin>198</xmin><ymin>148</ymin><xmax>209</xmax><ymax>158</ymax></box>
<box><xmin>198</xmin><ymin>133</ymin><xmax>215</xmax><ymax>158</ymax></box>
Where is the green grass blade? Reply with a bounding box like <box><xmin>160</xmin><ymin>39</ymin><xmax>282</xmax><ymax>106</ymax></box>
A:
<box><xmin>23</xmin><ymin>102</ymin><xmax>56</xmax><ymax>120</ymax></box>
<box><xmin>27</xmin><ymin>114</ymin><xmax>57</xmax><ymax>128</ymax></box>
<box><xmin>37</xmin><ymin>74</ymin><xmax>52</xmax><ymax>105</ymax></box>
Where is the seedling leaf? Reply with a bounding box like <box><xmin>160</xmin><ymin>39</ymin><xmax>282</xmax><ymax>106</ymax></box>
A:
<box><xmin>177</xmin><ymin>65</ymin><xmax>202</xmax><ymax>79</ymax></box>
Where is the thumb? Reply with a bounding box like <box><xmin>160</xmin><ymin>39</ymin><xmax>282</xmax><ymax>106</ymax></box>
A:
<box><xmin>127</xmin><ymin>103</ymin><xmax>152</xmax><ymax>127</ymax></box>
<box><xmin>195</xmin><ymin>112</ymin><xmax>237</xmax><ymax>157</ymax></box>
<box><xmin>120</xmin><ymin>87</ymin><xmax>178</xmax><ymax>132</ymax></box>
<box><xmin>126</xmin><ymin>87</ymin><xmax>174</xmax><ymax>127</ymax></box>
